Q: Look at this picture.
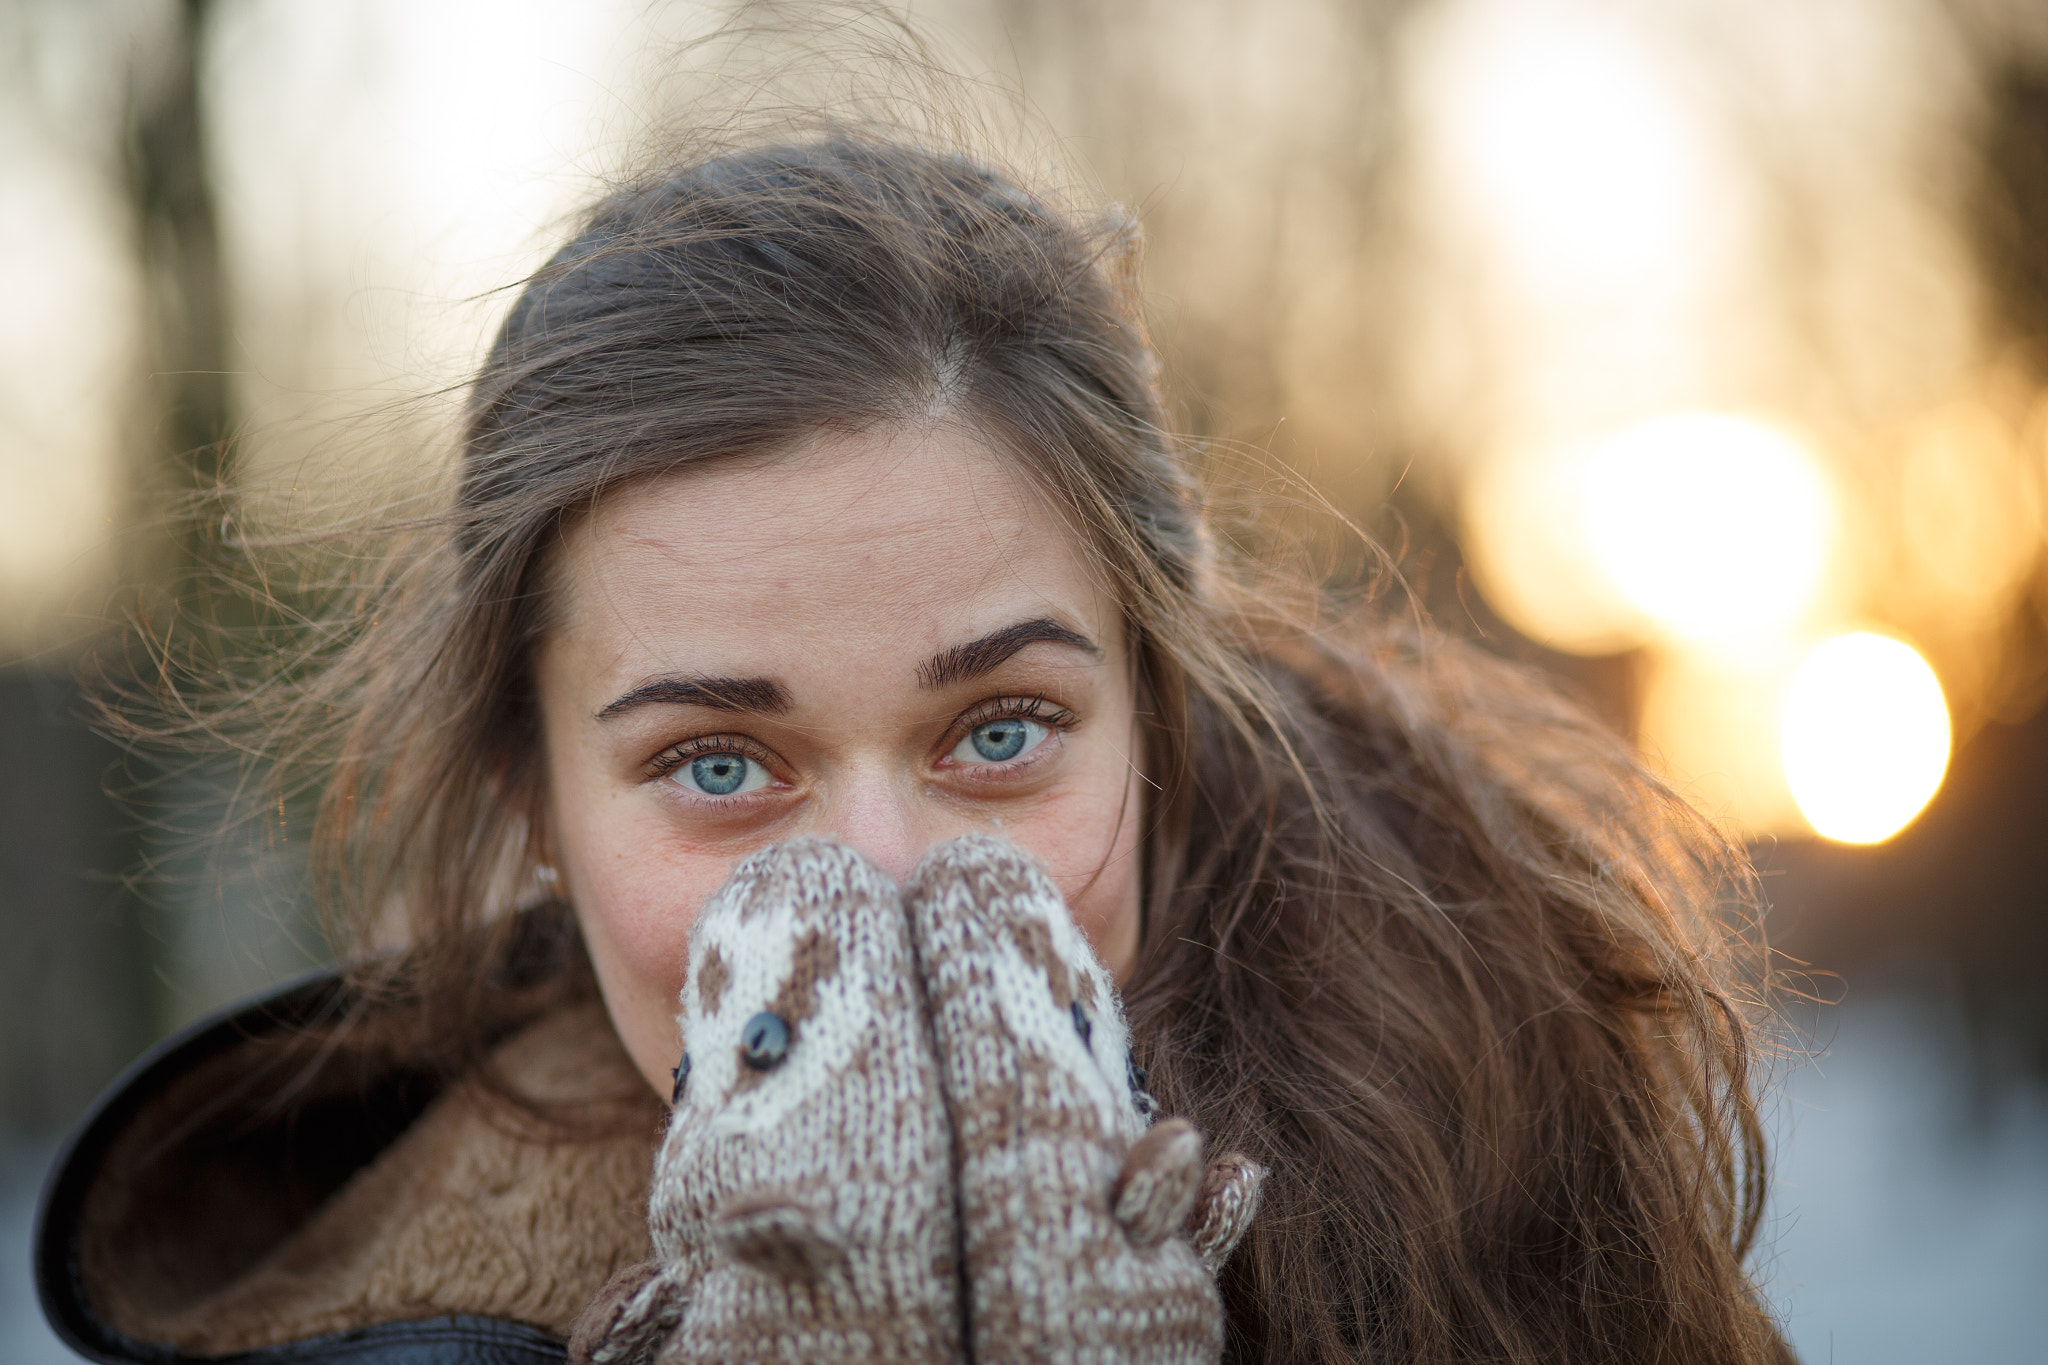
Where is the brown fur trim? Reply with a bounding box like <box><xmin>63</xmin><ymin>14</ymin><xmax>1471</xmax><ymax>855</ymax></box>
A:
<box><xmin>133</xmin><ymin>1003</ymin><xmax>663</xmax><ymax>1353</ymax></box>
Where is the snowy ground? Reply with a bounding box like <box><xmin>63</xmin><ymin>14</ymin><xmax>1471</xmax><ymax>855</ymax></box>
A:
<box><xmin>1764</xmin><ymin>993</ymin><xmax>2048</xmax><ymax>1363</ymax></box>
<box><xmin>5</xmin><ymin>992</ymin><xmax>2046</xmax><ymax>1361</ymax></box>
<box><xmin>1</xmin><ymin>1137</ymin><xmax>71</xmax><ymax>1365</ymax></box>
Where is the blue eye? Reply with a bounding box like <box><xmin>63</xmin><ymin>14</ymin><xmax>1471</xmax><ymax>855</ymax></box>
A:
<box><xmin>953</xmin><ymin>717</ymin><xmax>1047</xmax><ymax>764</ymax></box>
<box><xmin>672</xmin><ymin>752</ymin><xmax>768</xmax><ymax>796</ymax></box>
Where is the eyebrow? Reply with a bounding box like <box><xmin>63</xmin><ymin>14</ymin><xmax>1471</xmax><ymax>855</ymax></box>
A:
<box><xmin>918</xmin><ymin>617</ymin><xmax>1101</xmax><ymax>690</ymax></box>
<box><xmin>596</xmin><ymin>675</ymin><xmax>792</xmax><ymax>721</ymax></box>
<box><xmin>593</xmin><ymin>617</ymin><xmax>1098</xmax><ymax>720</ymax></box>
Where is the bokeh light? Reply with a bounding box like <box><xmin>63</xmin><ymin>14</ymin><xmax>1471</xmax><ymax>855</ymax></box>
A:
<box><xmin>1636</xmin><ymin>646</ymin><xmax>1804</xmax><ymax>837</ymax></box>
<box><xmin>1421</xmin><ymin>0</ymin><xmax>1708</xmax><ymax>286</ymax></box>
<box><xmin>1580</xmin><ymin>413</ymin><xmax>1834</xmax><ymax>650</ymax></box>
<box><xmin>1462</xmin><ymin>412</ymin><xmax>1836</xmax><ymax>660</ymax></box>
<box><xmin>1895</xmin><ymin>399</ymin><xmax>2042</xmax><ymax>627</ymax></box>
<box><xmin>1781</xmin><ymin>632</ymin><xmax>1951</xmax><ymax>844</ymax></box>
<box><xmin>1460</xmin><ymin>443</ymin><xmax>1648</xmax><ymax>655</ymax></box>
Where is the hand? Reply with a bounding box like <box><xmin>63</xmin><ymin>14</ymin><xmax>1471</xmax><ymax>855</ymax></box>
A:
<box><xmin>571</xmin><ymin>836</ymin><xmax>1266</xmax><ymax>1365</ymax></box>
<box><xmin>643</xmin><ymin>839</ymin><xmax>962</xmax><ymax>1363</ymax></box>
<box><xmin>908</xmin><ymin>835</ymin><xmax>1230</xmax><ymax>1365</ymax></box>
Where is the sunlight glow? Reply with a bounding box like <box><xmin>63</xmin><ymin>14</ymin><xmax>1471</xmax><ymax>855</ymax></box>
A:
<box><xmin>1637</xmin><ymin>647</ymin><xmax>1803</xmax><ymax>837</ymax></box>
<box><xmin>1581</xmin><ymin>413</ymin><xmax>1834</xmax><ymax>649</ymax></box>
<box><xmin>1781</xmin><ymin>633</ymin><xmax>1950</xmax><ymax>844</ymax></box>
<box><xmin>1464</xmin><ymin>412</ymin><xmax>1837</xmax><ymax>658</ymax></box>
<box><xmin>1896</xmin><ymin>400</ymin><xmax>2043</xmax><ymax>626</ymax></box>
<box><xmin>1460</xmin><ymin>445</ymin><xmax>1647</xmax><ymax>655</ymax></box>
<box><xmin>1421</xmin><ymin>0</ymin><xmax>1709</xmax><ymax>285</ymax></box>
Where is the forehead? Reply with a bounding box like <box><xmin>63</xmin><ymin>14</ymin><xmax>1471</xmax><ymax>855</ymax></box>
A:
<box><xmin>545</xmin><ymin>422</ymin><xmax>1119</xmax><ymax>678</ymax></box>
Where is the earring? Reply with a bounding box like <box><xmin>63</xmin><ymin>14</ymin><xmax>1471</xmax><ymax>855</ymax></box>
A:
<box><xmin>534</xmin><ymin>863</ymin><xmax>561</xmax><ymax>889</ymax></box>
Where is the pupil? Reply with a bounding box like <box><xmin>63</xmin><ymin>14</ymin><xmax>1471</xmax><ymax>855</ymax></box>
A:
<box><xmin>971</xmin><ymin>720</ymin><xmax>1028</xmax><ymax>761</ymax></box>
<box><xmin>692</xmin><ymin>754</ymin><xmax>747</xmax><ymax>795</ymax></box>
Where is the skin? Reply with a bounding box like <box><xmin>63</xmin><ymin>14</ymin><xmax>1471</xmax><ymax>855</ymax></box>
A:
<box><xmin>534</xmin><ymin>421</ymin><xmax>1148</xmax><ymax>1098</ymax></box>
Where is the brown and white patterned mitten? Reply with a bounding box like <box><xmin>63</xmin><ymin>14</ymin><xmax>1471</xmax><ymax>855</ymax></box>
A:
<box><xmin>905</xmin><ymin>834</ymin><xmax>1242</xmax><ymax>1365</ymax></box>
<box><xmin>568</xmin><ymin>1262</ymin><xmax>685</xmax><ymax>1365</ymax></box>
<box><xmin>1185</xmin><ymin>1151</ymin><xmax>1267</xmax><ymax>1276</ymax></box>
<box><xmin>637</xmin><ymin>839</ymin><xmax>962</xmax><ymax>1364</ymax></box>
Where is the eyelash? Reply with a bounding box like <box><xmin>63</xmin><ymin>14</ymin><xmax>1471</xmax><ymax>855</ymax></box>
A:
<box><xmin>640</xmin><ymin>695</ymin><xmax>1079</xmax><ymax>785</ymax></box>
<box><xmin>644</xmin><ymin>733</ymin><xmax>781</xmax><ymax>784</ymax></box>
<box><xmin>950</xmin><ymin>694</ymin><xmax>1078</xmax><ymax>750</ymax></box>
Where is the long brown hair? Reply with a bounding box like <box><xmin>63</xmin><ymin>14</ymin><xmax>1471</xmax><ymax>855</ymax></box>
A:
<box><xmin>147</xmin><ymin>130</ymin><xmax>1788</xmax><ymax>1362</ymax></box>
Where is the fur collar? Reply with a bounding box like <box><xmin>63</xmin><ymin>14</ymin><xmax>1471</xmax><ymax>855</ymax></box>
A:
<box><xmin>41</xmin><ymin>969</ymin><xmax>664</xmax><ymax>1359</ymax></box>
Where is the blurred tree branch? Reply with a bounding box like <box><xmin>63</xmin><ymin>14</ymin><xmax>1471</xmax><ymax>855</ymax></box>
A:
<box><xmin>123</xmin><ymin>0</ymin><xmax>230</xmax><ymax>592</ymax></box>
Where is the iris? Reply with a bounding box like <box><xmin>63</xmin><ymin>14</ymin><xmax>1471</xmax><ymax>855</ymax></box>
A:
<box><xmin>690</xmin><ymin>753</ymin><xmax>749</xmax><ymax>795</ymax></box>
<box><xmin>970</xmin><ymin>718</ymin><xmax>1031</xmax><ymax>761</ymax></box>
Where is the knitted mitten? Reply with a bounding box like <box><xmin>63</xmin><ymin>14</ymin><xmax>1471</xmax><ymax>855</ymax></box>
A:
<box><xmin>905</xmin><ymin>834</ymin><xmax>1235</xmax><ymax>1365</ymax></box>
<box><xmin>568</xmin><ymin>1262</ymin><xmax>683</xmax><ymax>1365</ymax></box>
<box><xmin>1186</xmin><ymin>1151</ymin><xmax>1266</xmax><ymax>1276</ymax></box>
<box><xmin>638</xmin><ymin>839</ymin><xmax>962</xmax><ymax>1364</ymax></box>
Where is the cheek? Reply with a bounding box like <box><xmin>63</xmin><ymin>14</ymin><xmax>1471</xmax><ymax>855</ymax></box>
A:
<box><xmin>576</xmin><ymin>853</ymin><xmax>706</xmax><ymax>994</ymax></box>
<box><xmin>1013</xmin><ymin>740</ymin><xmax>1147</xmax><ymax>982</ymax></box>
<box><xmin>549</xmin><ymin>775</ymin><xmax>733</xmax><ymax>1092</ymax></box>
<box><xmin>1061</xmin><ymin>843</ymin><xmax>1143</xmax><ymax>983</ymax></box>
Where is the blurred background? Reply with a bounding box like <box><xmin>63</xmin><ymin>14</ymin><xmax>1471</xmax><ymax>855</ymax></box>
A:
<box><xmin>4</xmin><ymin>0</ymin><xmax>2047</xmax><ymax>1358</ymax></box>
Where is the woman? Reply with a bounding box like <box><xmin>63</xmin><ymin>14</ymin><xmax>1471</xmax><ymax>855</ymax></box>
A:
<box><xmin>38</xmin><ymin>133</ymin><xmax>1789</xmax><ymax>1364</ymax></box>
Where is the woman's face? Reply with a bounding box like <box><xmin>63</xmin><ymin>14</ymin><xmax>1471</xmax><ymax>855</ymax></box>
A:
<box><xmin>534</xmin><ymin>422</ymin><xmax>1148</xmax><ymax>1096</ymax></box>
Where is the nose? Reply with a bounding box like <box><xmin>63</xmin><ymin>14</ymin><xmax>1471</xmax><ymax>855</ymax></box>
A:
<box><xmin>814</xmin><ymin>766</ymin><xmax>933</xmax><ymax>885</ymax></box>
